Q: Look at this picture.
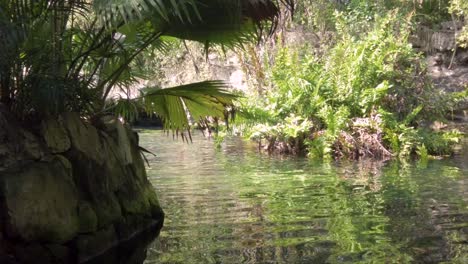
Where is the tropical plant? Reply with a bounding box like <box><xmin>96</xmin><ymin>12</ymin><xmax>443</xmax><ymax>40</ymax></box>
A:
<box><xmin>0</xmin><ymin>0</ymin><xmax>294</xmax><ymax>131</ymax></box>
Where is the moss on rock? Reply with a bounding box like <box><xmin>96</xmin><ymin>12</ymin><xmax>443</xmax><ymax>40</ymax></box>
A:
<box><xmin>0</xmin><ymin>111</ymin><xmax>164</xmax><ymax>262</ymax></box>
<box><xmin>77</xmin><ymin>202</ymin><xmax>98</xmax><ymax>234</ymax></box>
<box><xmin>1</xmin><ymin>155</ymin><xmax>80</xmax><ymax>243</ymax></box>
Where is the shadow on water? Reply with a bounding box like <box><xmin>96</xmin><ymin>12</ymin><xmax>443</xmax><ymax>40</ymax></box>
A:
<box><xmin>140</xmin><ymin>130</ymin><xmax>468</xmax><ymax>264</ymax></box>
<box><xmin>82</xmin><ymin>223</ymin><xmax>163</xmax><ymax>264</ymax></box>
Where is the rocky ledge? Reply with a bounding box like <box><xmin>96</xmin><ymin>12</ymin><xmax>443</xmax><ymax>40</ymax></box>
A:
<box><xmin>0</xmin><ymin>106</ymin><xmax>164</xmax><ymax>263</ymax></box>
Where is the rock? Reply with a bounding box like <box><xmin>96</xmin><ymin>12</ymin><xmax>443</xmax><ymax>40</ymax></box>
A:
<box><xmin>64</xmin><ymin>113</ymin><xmax>126</xmax><ymax>196</ymax></box>
<box><xmin>78</xmin><ymin>202</ymin><xmax>98</xmax><ymax>234</ymax></box>
<box><xmin>431</xmin><ymin>31</ymin><xmax>456</xmax><ymax>52</ymax></box>
<box><xmin>0</xmin><ymin>106</ymin><xmax>46</xmax><ymax>167</ymax></box>
<box><xmin>45</xmin><ymin>244</ymin><xmax>72</xmax><ymax>263</ymax></box>
<box><xmin>14</xmin><ymin>244</ymin><xmax>54</xmax><ymax>264</ymax></box>
<box><xmin>458</xmin><ymin>50</ymin><xmax>468</xmax><ymax>65</ymax></box>
<box><xmin>411</xmin><ymin>22</ymin><xmax>462</xmax><ymax>53</ymax></box>
<box><xmin>19</xmin><ymin>130</ymin><xmax>44</xmax><ymax>160</ymax></box>
<box><xmin>62</xmin><ymin>112</ymin><xmax>104</xmax><ymax>163</ymax></box>
<box><xmin>69</xmin><ymin>136</ymin><xmax>126</xmax><ymax>196</ymax></box>
<box><xmin>452</xmin><ymin>109</ymin><xmax>468</xmax><ymax>122</ymax></box>
<box><xmin>427</xmin><ymin>51</ymin><xmax>468</xmax><ymax>99</ymax></box>
<box><xmin>0</xmin><ymin>110</ymin><xmax>164</xmax><ymax>263</ymax></box>
<box><xmin>98</xmin><ymin>116</ymin><xmax>134</xmax><ymax>165</ymax></box>
<box><xmin>145</xmin><ymin>185</ymin><xmax>165</xmax><ymax>219</ymax></box>
<box><xmin>61</xmin><ymin>113</ymin><xmax>163</xmax><ymax>229</ymax></box>
<box><xmin>90</xmin><ymin>192</ymin><xmax>122</xmax><ymax>229</ymax></box>
<box><xmin>119</xmin><ymin>247</ymin><xmax>148</xmax><ymax>264</ymax></box>
<box><xmin>40</xmin><ymin>117</ymin><xmax>71</xmax><ymax>153</ymax></box>
<box><xmin>429</xmin><ymin>53</ymin><xmax>444</xmax><ymax>66</ymax></box>
<box><xmin>116</xmin><ymin>179</ymin><xmax>151</xmax><ymax>217</ymax></box>
<box><xmin>81</xmin><ymin>223</ymin><xmax>162</xmax><ymax>264</ymax></box>
<box><xmin>440</xmin><ymin>21</ymin><xmax>464</xmax><ymax>31</ymax></box>
<box><xmin>114</xmin><ymin>119</ymin><xmax>134</xmax><ymax>165</ymax></box>
<box><xmin>75</xmin><ymin>225</ymin><xmax>118</xmax><ymax>263</ymax></box>
<box><xmin>114</xmin><ymin>215</ymin><xmax>155</xmax><ymax>241</ymax></box>
<box><xmin>67</xmin><ymin>139</ymin><xmax>126</xmax><ymax>228</ymax></box>
<box><xmin>1</xmin><ymin>155</ymin><xmax>80</xmax><ymax>243</ymax></box>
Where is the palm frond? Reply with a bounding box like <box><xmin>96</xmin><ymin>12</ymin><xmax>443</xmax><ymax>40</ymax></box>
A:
<box><xmin>93</xmin><ymin>0</ymin><xmax>199</xmax><ymax>27</ymax></box>
<box><xmin>111</xmin><ymin>97</ymin><xmax>141</xmax><ymax>122</ymax></box>
<box><xmin>93</xmin><ymin>0</ymin><xmax>291</xmax><ymax>48</ymax></box>
<box><xmin>139</xmin><ymin>80</ymin><xmax>237</xmax><ymax>131</ymax></box>
<box><xmin>162</xmin><ymin>0</ymin><xmax>281</xmax><ymax>49</ymax></box>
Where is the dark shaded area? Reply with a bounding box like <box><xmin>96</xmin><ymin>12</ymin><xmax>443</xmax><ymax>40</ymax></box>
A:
<box><xmin>83</xmin><ymin>220</ymin><xmax>163</xmax><ymax>264</ymax></box>
<box><xmin>132</xmin><ymin>112</ymin><xmax>163</xmax><ymax>127</ymax></box>
<box><xmin>0</xmin><ymin>220</ymin><xmax>163</xmax><ymax>264</ymax></box>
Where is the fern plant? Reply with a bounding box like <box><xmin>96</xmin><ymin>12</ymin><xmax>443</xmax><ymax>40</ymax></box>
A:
<box><xmin>238</xmin><ymin>9</ymin><xmax>463</xmax><ymax>159</ymax></box>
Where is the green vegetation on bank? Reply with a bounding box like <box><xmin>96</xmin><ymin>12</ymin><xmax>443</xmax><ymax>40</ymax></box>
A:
<box><xmin>233</xmin><ymin>1</ymin><xmax>466</xmax><ymax>160</ymax></box>
<box><xmin>450</xmin><ymin>0</ymin><xmax>468</xmax><ymax>47</ymax></box>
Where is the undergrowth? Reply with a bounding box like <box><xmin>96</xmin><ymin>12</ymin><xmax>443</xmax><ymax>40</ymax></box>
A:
<box><xmin>233</xmin><ymin>11</ymin><xmax>463</xmax><ymax>160</ymax></box>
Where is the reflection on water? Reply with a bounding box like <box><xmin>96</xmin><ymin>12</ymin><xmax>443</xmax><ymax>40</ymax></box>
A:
<box><xmin>83</xmin><ymin>224</ymin><xmax>161</xmax><ymax>264</ymax></box>
<box><xmin>141</xmin><ymin>130</ymin><xmax>468</xmax><ymax>264</ymax></box>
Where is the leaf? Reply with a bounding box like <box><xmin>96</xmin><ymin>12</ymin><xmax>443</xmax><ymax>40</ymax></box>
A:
<box><xmin>93</xmin><ymin>0</ymin><xmax>198</xmax><ymax>27</ymax></box>
<box><xmin>161</xmin><ymin>0</ymin><xmax>285</xmax><ymax>49</ymax></box>
<box><xmin>139</xmin><ymin>80</ymin><xmax>238</xmax><ymax>131</ymax></box>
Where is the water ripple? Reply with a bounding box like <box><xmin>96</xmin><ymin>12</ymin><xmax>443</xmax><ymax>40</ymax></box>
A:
<box><xmin>142</xmin><ymin>130</ymin><xmax>468</xmax><ymax>264</ymax></box>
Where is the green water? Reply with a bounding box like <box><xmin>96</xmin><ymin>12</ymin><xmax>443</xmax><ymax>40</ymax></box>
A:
<box><xmin>141</xmin><ymin>130</ymin><xmax>468</xmax><ymax>264</ymax></box>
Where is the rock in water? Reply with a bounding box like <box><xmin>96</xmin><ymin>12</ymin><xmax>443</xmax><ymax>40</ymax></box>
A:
<box><xmin>0</xmin><ymin>108</ymin><xmax>164</xmax><ymax>263</ymax></box>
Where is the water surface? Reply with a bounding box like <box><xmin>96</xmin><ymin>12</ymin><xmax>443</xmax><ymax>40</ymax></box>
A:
<box><xmin>141</xmin><ymin>131</ymin><xmax>467</xmax><ymax>264</ymax></box>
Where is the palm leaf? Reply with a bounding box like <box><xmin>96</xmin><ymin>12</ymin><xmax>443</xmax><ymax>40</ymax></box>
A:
<box><xmin>93</xmin><ymin>0</ymin><xmax>292</xmax><ymax>48</ymax></box>
<box><xmin>161</xmin><ymin>0</ymin><xmax>280</xmax><ymax>49</ymax></box>
<box><xmin>93</xmin><ymin>0</ymin><xmax>199</xmax><ymax>27</ymax></box>
<box><xmin>139</xmin><ymin>80</ymin><xmax>237</xmax><ymax>131</ymax></box>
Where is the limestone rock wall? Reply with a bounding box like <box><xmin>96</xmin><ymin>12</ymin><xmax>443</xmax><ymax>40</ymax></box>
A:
<box><xmin>412</xmin><ymin>21</ymin><xmax>468</xmax><ymax>122</ymax></box>
<box><xmin>0</xmin><ymin>106</ymin><xmax>164</xmax><ymax>264</ymax></box>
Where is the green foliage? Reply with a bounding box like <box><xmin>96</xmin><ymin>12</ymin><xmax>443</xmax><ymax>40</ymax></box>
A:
<box><xmin>420</xmin><ymin>129</ymin><xmax>463</xmax><ymax>156</ymax></box>
<box><xmin>449</xmin><ymin>0</ymin><xmax>468</xmax><ymax>48</ymax></box>
<box><xmin>249</xmin><ymin>114</ymin><xmax>313</xmax><ymax>154</ymax></box>
<box><xmin>292</xmin><ymin>0</ymin><xmax>450</xmax><ymax>38</ymax></box>
<box><xmin>292</xmin><ymin>0</ymin><xmax>340</xmax><ymax>32</ymax></box>
<box><xmin>140</xmin><ymin>81</ymin><xmax>237</xmax><ymax>131</ymax></box>
<box><xmin>0</xmin><ymin>0</ymin><xmax>290</xmax><ymax>131</ymax></box>
<box><xmin>239</xmin><ymin>10</ymin><xmax>462</xmax><ymax>159</ymax></box>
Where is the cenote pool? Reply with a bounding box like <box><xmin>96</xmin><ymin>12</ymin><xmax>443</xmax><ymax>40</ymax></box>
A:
<box><xmin>140</xmin><ymin>130</ymin><xmax>467</xmax><ymax>264</ymax></box>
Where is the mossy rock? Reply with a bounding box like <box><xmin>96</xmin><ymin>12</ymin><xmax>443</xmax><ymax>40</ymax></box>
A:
<box><xmin>40</xmin><ymin>116</ymin><xmax>71</xmax><ymax>153</ymax></box>
<box><xmin>78</xmin><ymin>202</ymin><xmax>98</xmax><ymax>234</ymax></box>
<box><xmin>90</xmin><ymin>193</ymin><xmax>122</xmax><ymax>229</ymax></box>
<box><xmin>0</xmin><ymin>156</ymin><xmax>80</xmax><ymax>244</ymax></box>
<box><xmin>114</xmin><ymin>215</ymin><xmax>154</xmax><ymax>240</ymax></box>
<box><xmin>74</xmin><ymin>225</ymin><xmax>118</xmax><ymax>263</ymax></box>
